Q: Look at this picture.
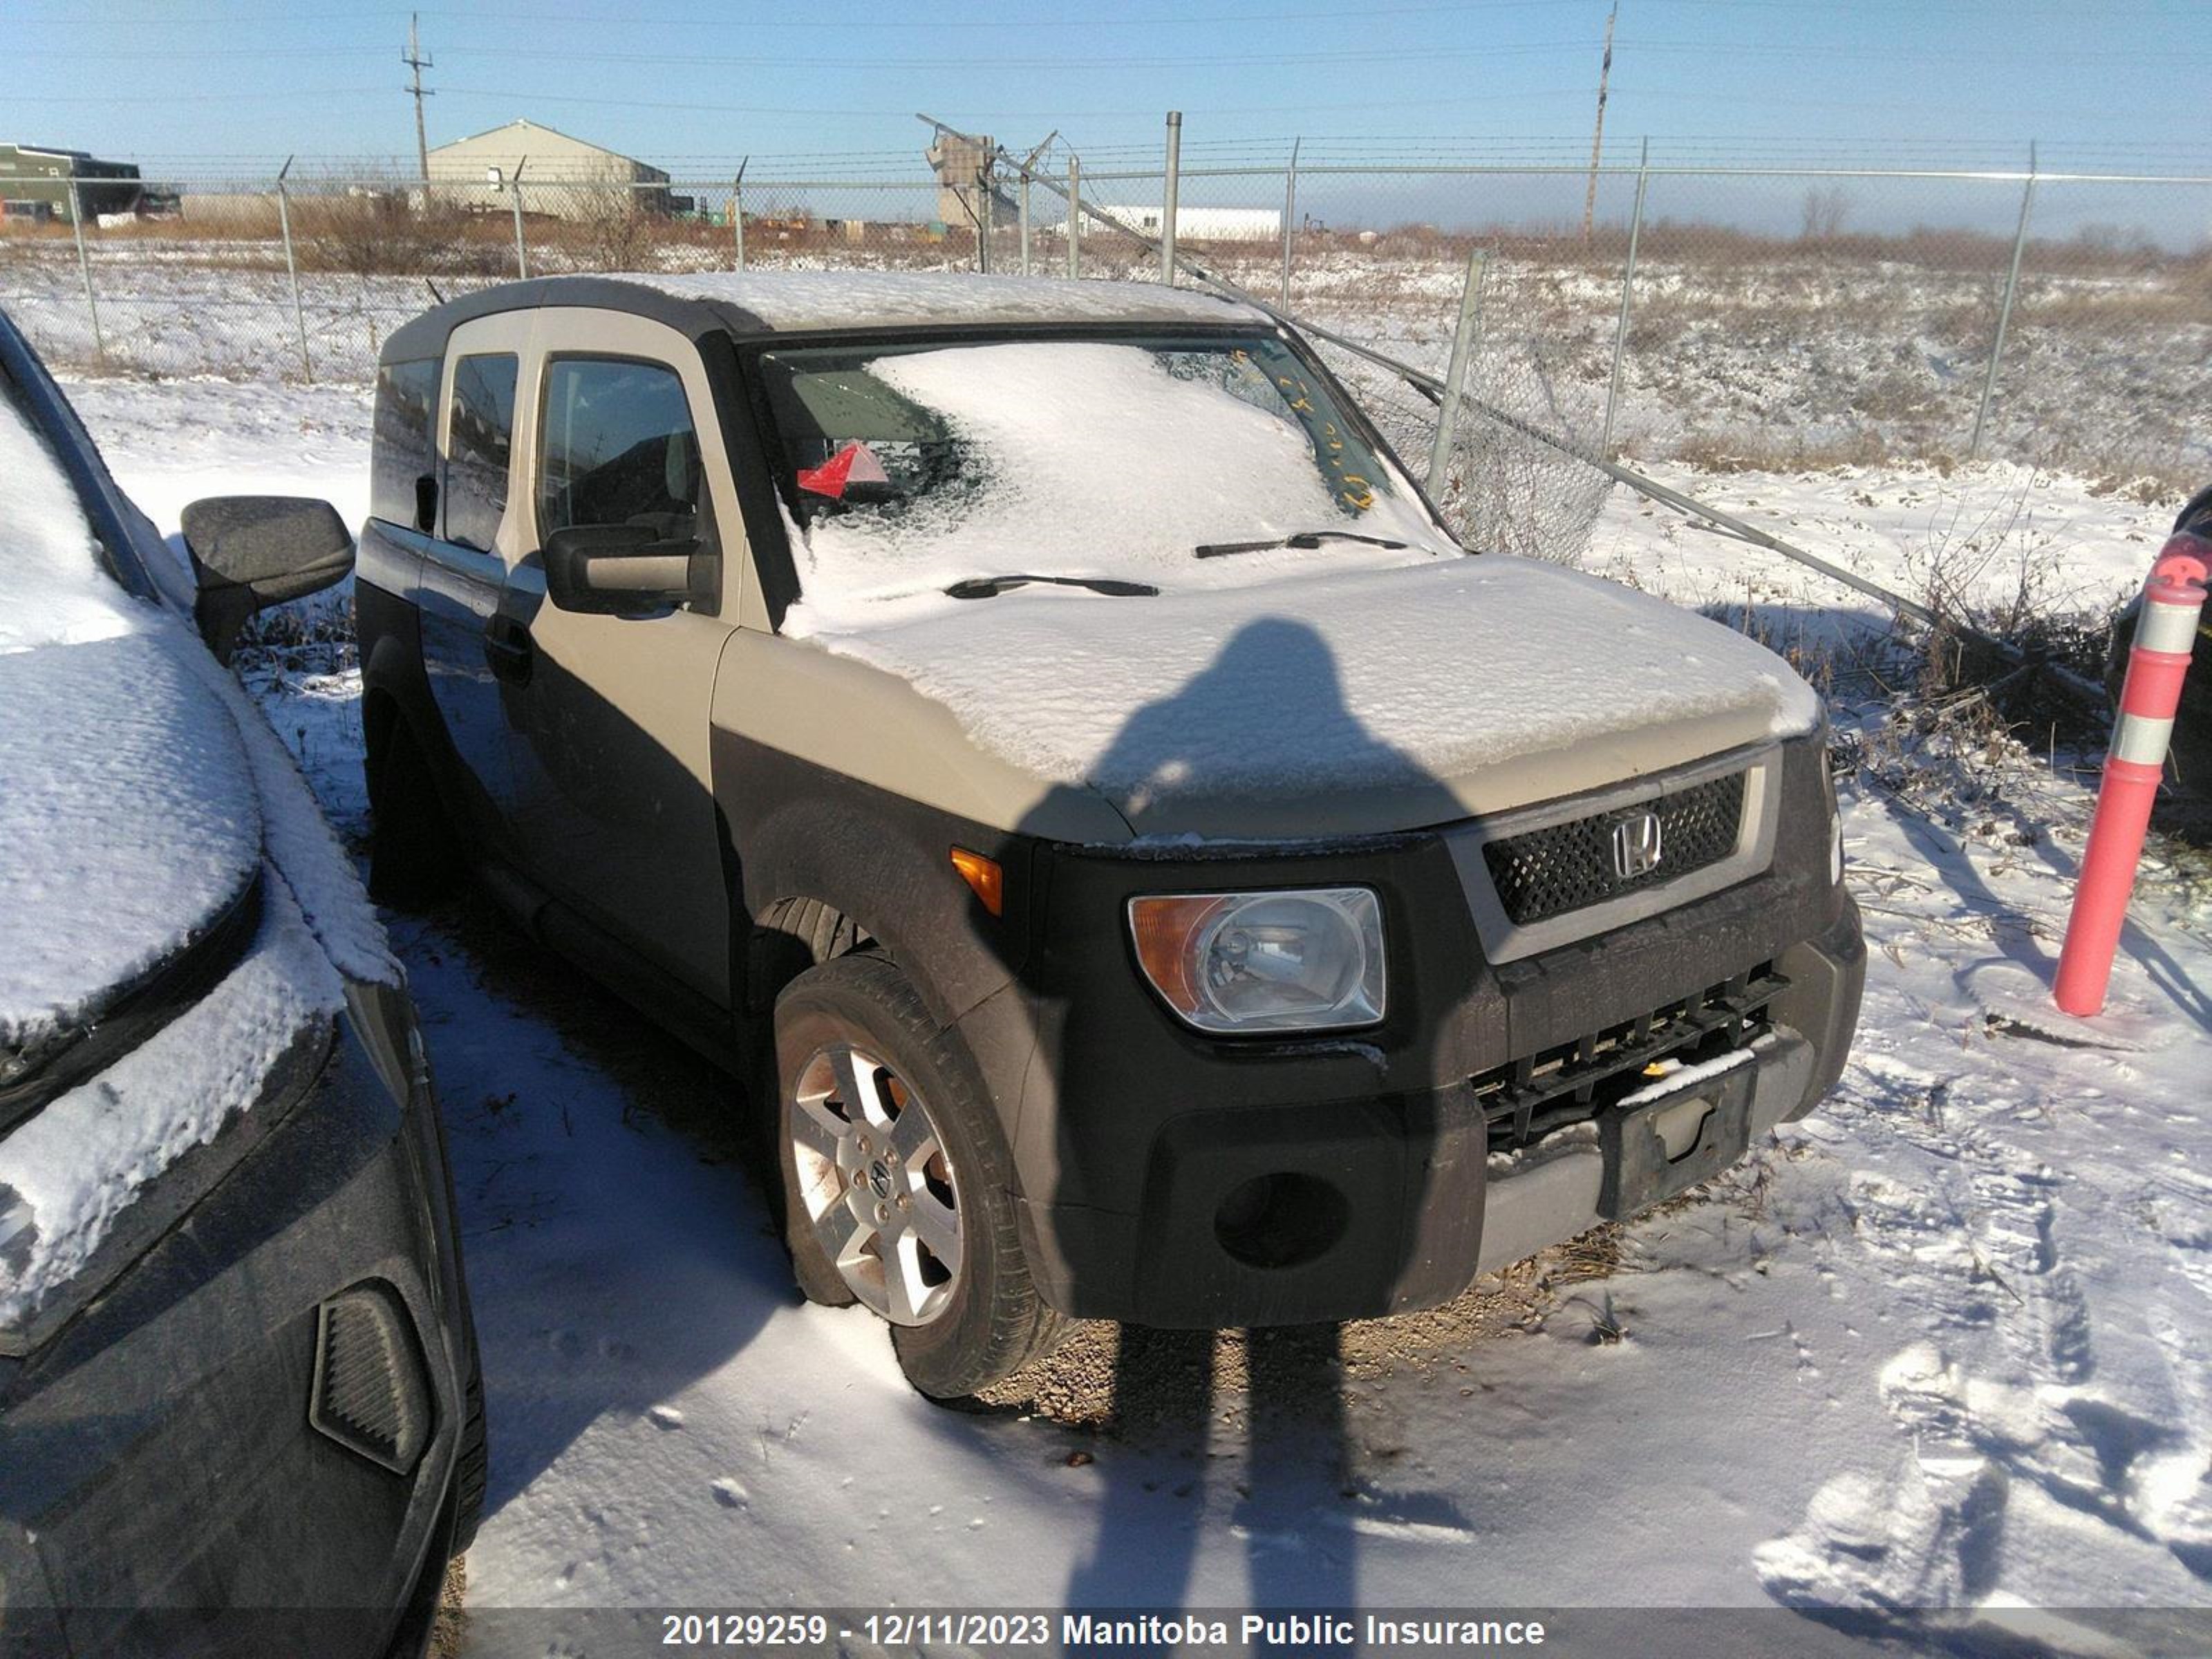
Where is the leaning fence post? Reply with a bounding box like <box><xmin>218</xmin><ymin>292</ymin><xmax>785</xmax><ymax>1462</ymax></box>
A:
<box><xmin>1600</xmin><ymin>137</ymin><xmax>1649</xmax><ymax>458</ymax></box>
<box><xmin>2054</xmin><ymin>534</ymin><xmax>2209</xmax><ymax>1015</ymax></box>
<box><xmin>1160</xmin><ymin>110</ymin><xmax>1183</xmax><ymax>285</ymax></box>
<box><xmin>510</xmin><ymin>158</ymin><xmax>529</xmax><ymax>279</ymax></box>
<box><xmin>1426</xmin><ymin>248</ymin><xmax>1488</xmax><ymax>497</ymax></box>
<box><xmin>1018</xmin><ymin>167</ymin><xmax>1032</xmax><ymax>276</ymax></box>
<box><xmin>1280</xmin><ymin>136</ymin><xmax>1300</xmax><ymax>308</ymax></box>
<box><xmin>1065</xmin><ymin>154</ymin><xmax>1082</xmax><ymax>278</ymax></box>
<box><xmin>1970</xmin><ymin>140</ymin><xmax>2037</xmax><ymax>461</ymax></box>
<box><xmin>732</xmin><ymin>158</ymin><xmax>748</xmax><ymax>271</ymax></box>
<box><xmin>67</xmin><ymin>180</ymin><xmax>106</xmax><ymax>365</ymax></box>
<box><xmin>976</xmin><ymin>158</ymin><xmax>993</xmax><ymax>274</ymax></box>
<box><xmin>275</xmin><ymin>157</ymin><xmax>312</xmax><ymax>382</ymax></box>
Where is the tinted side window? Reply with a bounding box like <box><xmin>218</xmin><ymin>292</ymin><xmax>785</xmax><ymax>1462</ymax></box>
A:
<box><xmin>539</xmin><ymin>358</ymin><xmax>701</xmax><ymax>541</ymax></box>
<box><xmin>370</xmin><ymin>357</ymin><xmax>439</xmax><ymax>532</ymax></box>
<box><xmin>443</xmin><ymin>353</ymin><xmax>518</xmax><ymax>552</ymax></box>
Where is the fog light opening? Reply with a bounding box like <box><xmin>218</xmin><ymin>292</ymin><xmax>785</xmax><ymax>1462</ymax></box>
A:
<box><xmin>1214</xmin><ymin>1172</ymin><xmax>1349</xmax><ymax>1271</ymax></box>
<box><xmin>309</xmin><ymin>1280</ymin><xmax>433</xmax><ymax>1475</ymax></box>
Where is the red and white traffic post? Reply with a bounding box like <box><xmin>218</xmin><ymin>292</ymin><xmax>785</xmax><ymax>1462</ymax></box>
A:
<box><xmin>2054</xmin><ymin>534</ymin><xmax>2209</xmax><ymax>1016</ymax></box>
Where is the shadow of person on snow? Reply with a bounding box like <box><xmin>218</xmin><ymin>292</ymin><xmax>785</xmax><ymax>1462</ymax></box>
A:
<box><xmin>1045</xmin><ymin>619</ymin><xmax>1473</xmax><ymax>1623</ymax></box>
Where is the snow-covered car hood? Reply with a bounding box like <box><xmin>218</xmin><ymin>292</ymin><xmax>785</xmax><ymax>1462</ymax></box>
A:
<box><xmin>0</xmin><ymin>366</ymin><xmax>397</xmax><ymax>1340</ymax></box>
<box><xmin>0</xmin><ymin>634</ymin><xmax>263</xmax><ymax>1075</ymax></box>
<box><xmin>788</xmin><ymin>555</ymin><xmax>1825</xmax><ymax>839</ymax></box>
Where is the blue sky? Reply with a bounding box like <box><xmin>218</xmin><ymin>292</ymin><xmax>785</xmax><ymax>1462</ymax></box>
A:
<box><xmin>9</xmin><ymin>0</ymin><xmax>2198</xmax><ymax>171</ymax></box>
<box><xmin>9</xmin><ymin>1</ymin><xmax>2206</xmax><ymax>241</ymax></box>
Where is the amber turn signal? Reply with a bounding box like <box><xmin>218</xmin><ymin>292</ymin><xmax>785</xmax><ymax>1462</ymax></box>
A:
<box><xmin>1127</xmin><ymin>894</ymin><xmax>1233</xmax><ymax>1020</ymax></box>
<box><xmin>950</xmin><ymin>847</ymin><xmax>1004</xmax><ymax>916</ymax></box>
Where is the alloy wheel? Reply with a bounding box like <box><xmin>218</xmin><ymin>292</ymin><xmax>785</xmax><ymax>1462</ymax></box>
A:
<box><xmin>787</xmin><ymin>1041</ymin><xmax>963</xmax><ymax>1326</ymax></box>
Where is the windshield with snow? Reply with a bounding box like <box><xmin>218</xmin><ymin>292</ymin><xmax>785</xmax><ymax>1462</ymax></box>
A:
<box><xmin>0</xmin><ymin>375</ymin><xmax>135</xmax><ymax>655</ymax></box>
<box><xmin>755</xmin><ymin>334</ymin><xmax>1452</xmax><ymax>616</ymax></box>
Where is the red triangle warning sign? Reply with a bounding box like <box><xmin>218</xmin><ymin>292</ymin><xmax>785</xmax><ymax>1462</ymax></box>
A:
<box><xmin>797</xmin><ymin>442</ymin><xmax>890</xmax><ymax>499</ymax></box>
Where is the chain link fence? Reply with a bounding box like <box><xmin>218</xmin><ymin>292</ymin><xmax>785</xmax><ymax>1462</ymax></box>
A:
<box><xmin>4</xmin><ymin>152</ymin><xmax>2206</xmax><ymax>559</ymax></box>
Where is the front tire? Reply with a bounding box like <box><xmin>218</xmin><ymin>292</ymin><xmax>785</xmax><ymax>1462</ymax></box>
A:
<box><xmin>771</xmin><ymin>955</ymin><xmax>1062</xmax><ymax>1398</ymax></box>
<box><xmin>447</xmin><ymin>1343</ymin><xmax>488</xmax><ymax>1555</ymax></box>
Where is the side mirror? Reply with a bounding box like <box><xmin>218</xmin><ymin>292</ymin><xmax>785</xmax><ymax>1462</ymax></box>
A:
<box><xmin>542</xmin><ymin>523</ymin><xmax>714</xmax><ymax>617</ymax></box>
<box><xmin>180</xmin><ymin>495</ymin><xmax>355</xmax><ymax>664</ymax></box>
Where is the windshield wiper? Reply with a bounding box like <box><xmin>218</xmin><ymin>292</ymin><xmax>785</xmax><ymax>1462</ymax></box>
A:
<box><xmin>944</xmin><ymin>574</ymin><xmax>1160</xmax><ymax>600</ymax></box>
<box><xmin>1194</xmin><ymin>530</ymin><xmax>1410</xmax><ymax>559</ymax></box>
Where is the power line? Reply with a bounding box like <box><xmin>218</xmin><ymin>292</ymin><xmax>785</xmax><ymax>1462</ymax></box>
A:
<box><xmin>2</xmin><ymin>30</ymin><xmax>2188</xmax><ymax>68</ymax></box>
<box><xmin>425</xmin><ymin>82</ymin><xmax>1605</xmax><ymax>118</ymax></box>
<box><xmin>428</xmin><ymin>41</ymin><xmax>1606</xmax><ymax>68</ymax></box>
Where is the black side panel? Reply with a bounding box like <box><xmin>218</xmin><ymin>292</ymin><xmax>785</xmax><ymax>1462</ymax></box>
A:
<box><xmin>710</xmin><ymin>730</ymin><xmax>1038</xmax><ymax>1033</ymax></box>
<box><xmin>698</xmin><ymin>330</ymin><xmax>803</xmax><ymax>629</ymax></box>
<box><xmin>356</xmin><ymin>524</ymin><xmax>504</xmax><ymax>865</ymax></box>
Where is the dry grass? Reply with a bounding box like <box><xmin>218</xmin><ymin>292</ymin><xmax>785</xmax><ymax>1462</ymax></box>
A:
<box><xmin>1669</xmin><ymin>429</ymin><xmax>1900</xmax><ymax>474</ymax></box>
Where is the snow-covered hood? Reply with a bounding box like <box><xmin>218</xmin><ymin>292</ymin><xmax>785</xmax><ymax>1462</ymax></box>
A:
<box><xmin>794</xmin><ymin>556</ymin><xmax>1824</xmax><ymax>839</ymax></box>
<box><xmin>0</xmin><ymin>378</ymin><xmax>392</xmax><ymax>1087</ymax></box>
<box><xmin>0</xmin><ymin>632</ymin><xmax>263</xmax><ymax>1074</ymax></box>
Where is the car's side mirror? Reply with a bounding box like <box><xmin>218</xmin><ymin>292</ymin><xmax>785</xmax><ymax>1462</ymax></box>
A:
<box><xmin>180</xmin><ymin>495</ymin><xmax>355</xmax><ymax>664</ymax></box>
<box><xmin>542</xmin><ymin>523</ymin><xmax>714</xmax><ymax>617</ymax></box>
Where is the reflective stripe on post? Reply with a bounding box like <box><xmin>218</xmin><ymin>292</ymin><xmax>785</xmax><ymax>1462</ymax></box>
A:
<box><xmin>2054</xmin><ymin>533</ymin><xmax>2211</xmax><ymax>1015</ymax></box>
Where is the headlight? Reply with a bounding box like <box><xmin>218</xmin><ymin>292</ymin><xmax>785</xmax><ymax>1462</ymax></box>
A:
<box><xmin>1127</xmin><ymin>888</ymin><xmax>1385</xmax><ymax>1034</ymax></box>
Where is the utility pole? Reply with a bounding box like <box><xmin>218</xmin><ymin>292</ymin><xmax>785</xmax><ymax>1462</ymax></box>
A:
<box><xmin>404</xmin><ymin>12</ymin><xmax>433</xmax><ymax>182</ymax></box>
<box><xmin>1581</xmin><ymin>1</ymin><xmax>1616</xmax><ymax>243</ymax></box>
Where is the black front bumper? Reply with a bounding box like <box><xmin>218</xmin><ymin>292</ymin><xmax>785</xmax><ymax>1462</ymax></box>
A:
<box><xmin>975</xmin><ymin>740</ymin><xmax>1864</xmax><ymax>1329</ymax></box>
<box><xmin>0</xmin><ymin>1003</ymin><xmax>474</xmax><ymax>1659</ymax></box>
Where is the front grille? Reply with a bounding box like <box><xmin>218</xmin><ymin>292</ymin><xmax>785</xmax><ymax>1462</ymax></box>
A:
<box><xmin>1474</xmin><ymin>964</ymin><xmax>1785</xmax><ymax>1152</ymax></box>
<box><xmin>1481</xmin><ymin>770</ymin><xmax>1747</xmax><ymax>926</ymax></box>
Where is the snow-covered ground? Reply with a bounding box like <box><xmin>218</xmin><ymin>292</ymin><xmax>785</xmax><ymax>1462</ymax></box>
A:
<box><xmin>64</xmin><ymin>377</ymin><xmax>2212</xmax><ymax>1650</ymax></box>
<box><xmin>11</xmin><ymin>234</ymin><xmax>2207</xmax><ymax>489</ymax></box>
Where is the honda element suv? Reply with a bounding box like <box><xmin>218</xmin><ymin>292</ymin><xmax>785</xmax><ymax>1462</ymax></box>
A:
<box><xmin>355</xmin><ymin>272</ymin><xmax>1864</xmax><ymax>1397</ymax></box>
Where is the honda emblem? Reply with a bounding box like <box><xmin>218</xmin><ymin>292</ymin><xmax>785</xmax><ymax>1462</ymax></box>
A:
<box><xmin>1611</xmin><ymin>810</ymin><xmax>1664</xmax><ymax>881</ymax></box>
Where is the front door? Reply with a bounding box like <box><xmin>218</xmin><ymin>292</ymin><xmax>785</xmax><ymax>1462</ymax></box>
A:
<box><xmin>502</xmin><ymin>309</ymin><xmax>742</xmax><ymax>1006</ymax></box>
<box><xmin>415</xmin><ymin>310</ymin><xmax>533</xmax><ymax>854</ymax></box>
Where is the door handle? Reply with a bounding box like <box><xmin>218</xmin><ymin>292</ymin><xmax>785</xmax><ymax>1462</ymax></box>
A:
<box><xmin>484</xmin><ymin>613</ymin><xmax>534</xmax><ymax>686</ymax></box>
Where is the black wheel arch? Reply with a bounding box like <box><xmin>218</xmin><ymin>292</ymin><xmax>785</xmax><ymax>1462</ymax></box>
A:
<box><xmin>713</xmin><ymin>730</ymin><xmax>1041</xmax><ymax>1040</ymax></box>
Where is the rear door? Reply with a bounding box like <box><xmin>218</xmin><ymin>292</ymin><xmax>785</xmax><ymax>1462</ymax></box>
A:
<box><xmin>502</xmin><ymin>308</ymin><xmax>741</xmax><ymax>1006</ymax></box>
<box><xmin>415</xmin><ymin>310</ymin><xmax>532</xmax><ymax>852</ymax></box>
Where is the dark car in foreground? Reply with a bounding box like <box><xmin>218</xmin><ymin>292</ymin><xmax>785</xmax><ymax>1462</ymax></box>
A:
<box><xmin>0</xmin><ymin>310</ymin><xmax>482</xmax><ymax>1657</ymax></box>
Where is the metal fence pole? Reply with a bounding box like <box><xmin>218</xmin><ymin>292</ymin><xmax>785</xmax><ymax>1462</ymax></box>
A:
<box><xmin>275</xmin><ymin>159</ymin><xmax>312</xmax><ymax>382</ymax></box>
<box><xmin>1425</xmin><ymin>249</ymin><xmax>1489</xmax><ymax>496</ymax></box>
<box><xmin>1970</xmin><ymin>142</ymin><xmax>2038</xmax><ymax>461</ymax></box>
<box><xmin>732</xmin><ymin>159</ymin><xmax>748</xmax><ymax>270</ymax></box>
<box><xmin>977</xmin><ymin>162</ymin><xmax>993</xmax><ymax>274</ymax></box>
<box><xmin>1066</xmin><ymin>155</ymin><xmax>1082</xmax><ymax>278</ymax></box>
<box><xmin>1019</xmin><ymin>169</ymin><xmax>1032</xmax><ymax>275</ymax></box>
<box><xmin>1161</xmin><ymin>110</ymin><xmax>1183</xmax><ymax>285</ymax></box>
<box><xmin>510</xmin><ymin>160</ymin><xmax>529</xmax><ymax>279</ymax></box>
<box><xmin>1280</xmin><ymin>137</ymin><xmax>1300</xmax><ymax>308</ymax></box>
<box><xmin>1600</xmin><ymin>138</ymin><xmax>1651</xmax><ymax>458</ymax></box>
<box><xmin>66</xmin><ymin>181</ymin><xmax>105</xmax><ymax>366</ymax></box>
